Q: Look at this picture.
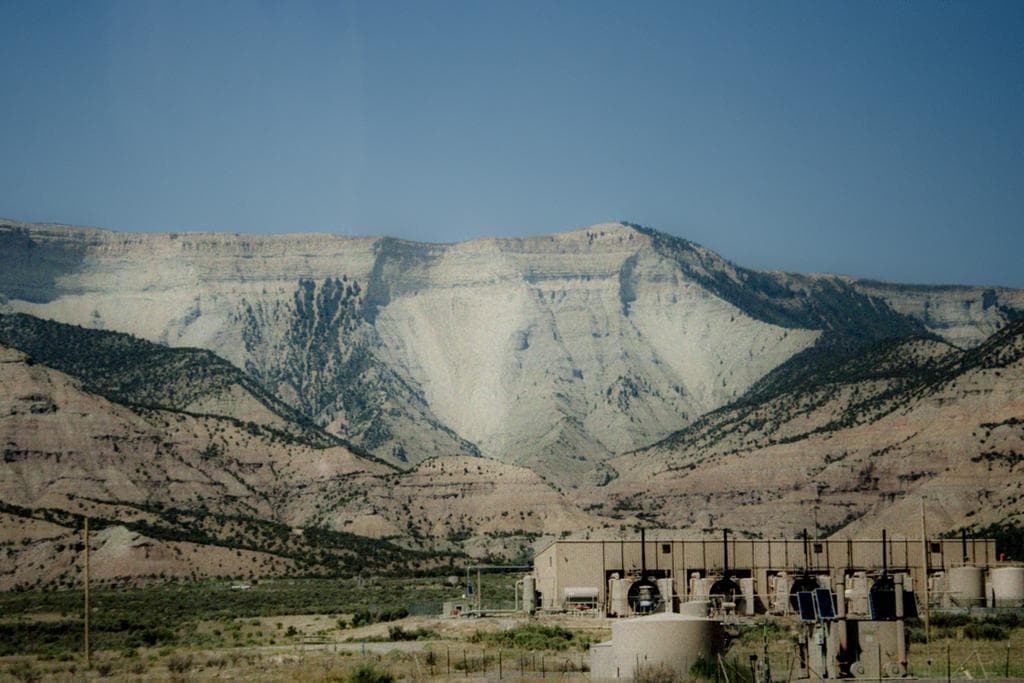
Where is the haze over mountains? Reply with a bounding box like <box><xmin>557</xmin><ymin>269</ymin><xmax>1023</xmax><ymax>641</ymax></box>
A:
<box><xmin>2</xmin><ymin>218</ymin><xmax>1023</xmax><ymax>587</ymax></box>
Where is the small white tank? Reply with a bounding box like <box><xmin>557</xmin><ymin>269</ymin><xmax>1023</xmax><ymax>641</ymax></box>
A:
<box><xmin>739</xmin><ymin>578</ymin><xmax>756</xmax><ymax>616</ymax></box>
<box><xmin>990</xmin><ymin>567</ymin><xmax>1024</xmax><ymax>607</ymax></box>
<box><xmin>847</xmin><ymin>572</ymin><xmax>871</xmax><ymax>616</ymax></box>
<box><xmin>689</xmin><ymin>573</ymin><xmax>710</xmax><ymax>601</ymax></box>
<box><xmin>522</xmin><ymin>574</ymin><xmax>536</xmax><ymax>614</ymax></box>
<box><xmin>609</xmin><ymin>577</ymin><xmax>628</xmax><ymax>617</ymax></box>
<box><xmin>769</xmin><ymin>573</ymin><xmax>790</xmax><ymax>615</ymax></box>
<box><xmin>657</xmin><ymin>578</ymin><xmax>675</xmax><ymax>613</ymax></box>
<box><xmin>948</xmin><ymin>565</ymin><xmax>985</xmax><ymax>607</ymax></box>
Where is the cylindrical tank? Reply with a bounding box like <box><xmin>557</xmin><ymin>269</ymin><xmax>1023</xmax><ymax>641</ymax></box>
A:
<box><xmin>611</xmin><ymin>613</ymin><xmax>723</xmax><ymax>679</ymax></box>
<box><xmin>948</xmin><ymin>565</ymin><xmax>985</xmax><ymax>607</ymax></box>
<box><xmin>689</xmin><ymin>574</ymin><xmax>710</xmax><ymax>601</ymax></box>
<box><xmin>769</xmin><ymin>573</ymin><xmax>790</xmax><ymax>615</ymax></box>
<box><xmin>846</xmin><ymin>573</ymin><xmax>871</xmax><ymax>616</ymax></box>
<box><xmin>609</xmin><ymin>577</ymin><xmax>628</xmax><ymax>617</ymax></box>
<box><xmin>657</xmin><ymin>577</ymin><xmax>675</xmax><ymax>613</ymax></box>
<box><xmin>990</xmin><ymin>567</ymin><xmax>1024</xmax><ymax>608</ymax></box>
<box><xmin>739</xmin><ymin>578</ymin><xmax>756</xmax><ymax>616</ymax></box>
<box><xmin>522</xmin><ymin>574</ymin><xmax>536</xmax><ymax>614</ymax></box>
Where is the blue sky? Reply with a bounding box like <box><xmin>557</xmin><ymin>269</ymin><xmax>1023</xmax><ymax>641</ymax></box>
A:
<box><xmin>1</xmin><ymin>0</ymin><xmax>1022</xmax><ymax>287</ymax></box>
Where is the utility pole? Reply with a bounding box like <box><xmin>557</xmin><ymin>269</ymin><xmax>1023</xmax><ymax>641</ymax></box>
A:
<box><xmin>921</xmin><ymin>499</ymin><xmax>930</xmax><ymax>645</ymax></box>
<box><xmin>84</xmin><ymin>517</ymin><xmax>91</xmax><ymax>669</ymax></box>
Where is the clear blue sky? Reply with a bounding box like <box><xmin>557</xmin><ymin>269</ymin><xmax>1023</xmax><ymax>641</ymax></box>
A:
<box><xmin>1</xmin><ymin>0</ymin><xmax>1022</xmax><ymax>287</ymax></box>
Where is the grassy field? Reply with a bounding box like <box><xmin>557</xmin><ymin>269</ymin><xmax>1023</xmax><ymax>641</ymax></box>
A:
<box><xmin>0</xmin><ymin>572</ymin><xmax>523</xmax><ymax>655</ymax></box>
<box><xmin>3</xmin><ymin>577</ymin><xmax>1024</xmax><ymax>681</ymax></box>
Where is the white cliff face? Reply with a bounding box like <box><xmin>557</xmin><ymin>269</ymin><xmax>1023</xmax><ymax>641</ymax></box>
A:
<box><xmin>2</xmin><ymin>218</ymin><xmax>1019</xmax><ymax>484</ymax></box>
<box><xmin>854</xmin><ymin>281</ymin><xmax>1024</xmax><ymax>349</ymax></box>
<box><xmin>374</xmin><ymin>231</ymin><xmax>819</xmax><ymax>473</ymax></box>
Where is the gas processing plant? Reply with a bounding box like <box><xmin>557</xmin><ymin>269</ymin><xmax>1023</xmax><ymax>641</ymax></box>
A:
<box><xmin>518</xmin><ymin>529</ymin><xmax>1023</xmax><ymax>680</ymax></box>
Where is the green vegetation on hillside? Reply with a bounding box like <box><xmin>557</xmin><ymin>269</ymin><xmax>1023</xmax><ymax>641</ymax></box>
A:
<box><xmin>0</xmin><ymin>312</ymin><xmax>340</xmax><ymax>449</ymax></box>
<box><xmin>0</xmin><ymin>500</ymin><xmax>460</xmax><ymax>584</ymax></box>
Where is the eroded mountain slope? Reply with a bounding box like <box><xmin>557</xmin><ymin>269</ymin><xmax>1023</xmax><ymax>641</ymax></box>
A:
<box><xmin>0</xmin><ymin>343</ymin><xmax>604</xmax><ymax>587</ymax></box>
<box><xmin>3</xmin><ymin>219</ymin><xmax>1022</xmax><ymax>487</ymax></box>
<box><xmin>602</xmin><ymin>320</ymin><xmax>1024</xmax><ymax>539</ymax></box>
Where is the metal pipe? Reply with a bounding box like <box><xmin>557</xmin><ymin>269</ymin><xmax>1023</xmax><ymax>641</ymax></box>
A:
<box><xmin>723</xmin><ymin>528</ymin><xmax>729</xmax><ymax>574</ymax></box>
<box><xmin>921</xmin><ymin>500</ymin><xmax>930</xmax><ymax>644</ymax></box>
<box><xmin>641</xmin><ymin>528</ymin><xmax>647</xmax><ymax>575</ymax></box>
<box><xmin>895</xmin><ymin>573</ymin><xmax>907</xmax><ymax>676</ymax></box>
<box><xmin>803</xmin><ymin>528</ymin><xmax>810</xmax><ymax>571</ymax></box>
<box><xmin>835</xmin><ymin>574</ymin><xmax>847</xmax><ymax>664</ymax></box>
<box><xmin>962</xmin><ymin>529</ymin><xmax>969</xmax><ymax>564</ymax></box>
<box><xmin>882</xmin><ymin>529</ymin><xmax>888</xmax><ymax>576</ymax></box>
<box><xmin>83</xmin><ymin>517</ymin><xmax>90</xmax><ymax>669</ymax></box>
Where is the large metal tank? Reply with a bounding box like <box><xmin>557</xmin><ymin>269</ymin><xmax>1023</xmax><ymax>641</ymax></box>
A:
<box><xmin>990</xmin><ymin>567</ymin><xmax>1024</xmax><ymax>607</ymax></box>
<box><xmin>600</xmin><ymin>613</ymin><xmax>723</xmax><ymax>680</ymax></box>
<box><xmin>947</xmin><ymin>565</ymin><xmax>985</xmax><ymax>607</ymax></box>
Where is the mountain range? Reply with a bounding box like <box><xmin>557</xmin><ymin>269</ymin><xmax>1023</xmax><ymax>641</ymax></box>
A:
<box><xmin>1</xmin><ymin>218</ymin><xmax>1022</xmax><ymax>587</ymax></box>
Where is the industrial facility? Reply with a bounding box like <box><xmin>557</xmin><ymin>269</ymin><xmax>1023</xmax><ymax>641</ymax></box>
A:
<box><xmin>524</xmin><ymin>529</ymin><xmax>1022</xmax><ymax>679</ymax></box>
<box><xmin>532</xmin><ymin>530</ymin><xmax>1013</xmax><ymax>616</ymax></box>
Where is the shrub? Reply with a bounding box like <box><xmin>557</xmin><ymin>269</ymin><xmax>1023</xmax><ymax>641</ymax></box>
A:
<box><xmin>7</xmin><ymin>661</ymin><xmax>41</xmax><ymax>683</ymax></box>
<box><xmin>167</xmin><ymin>653</ymin><xmax>193</xmax><ymax>673</ymax></box>
<box><xmin>690</xmin><ymin>655</ymin><xmax>718</xmax><ymax>680</ymax></box>
<box><xmin>346</xmin><ymin>663</ymin><xmax>394</xmax><ymax>683</ymax></box>
<box><xmin>387</xmin><ymin>625</ymin><xmax>437</xmax><ymax>641</ymax></box>
<box><xmin>635</xmin><ymin>662</ymin><xmax>682</xmax><ymax>683</ymax></box>
<box><xmin>964</xmin><ymin>622</ymin><xmax>1009</xmax><ymax>641</ymax></box>
<box><xmin>469</xmin><ymin>624</ymin><xmax>591</xmax><ymax>651</ymax></box>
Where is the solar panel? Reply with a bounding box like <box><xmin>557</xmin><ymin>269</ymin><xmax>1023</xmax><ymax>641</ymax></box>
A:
<box><xmin>815</xmin><ymin>588</ymin><xmax>836</xmax><ymax>620</ymax></box>
<box><xmin>868</xmin><ymin>589</ymin><xmax>898</xmax><ymax>620</ymax></box>
<box><xmin>797</xmin><ymin>591</ymin><xmax>817</xmax><ymax>622</ymax></box>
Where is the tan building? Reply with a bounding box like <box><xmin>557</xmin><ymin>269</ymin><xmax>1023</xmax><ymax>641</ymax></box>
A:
<box><xmin>533</xmin><ymin>532</ymin><xmax>997</xmax><ymax>613</ymax></box>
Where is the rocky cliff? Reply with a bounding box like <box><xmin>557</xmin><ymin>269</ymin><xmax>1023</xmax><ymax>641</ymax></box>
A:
<box><xmin>3</xmin><ymin>218</ymin><xmax>1023</xmax><ymax>488</ymax></box>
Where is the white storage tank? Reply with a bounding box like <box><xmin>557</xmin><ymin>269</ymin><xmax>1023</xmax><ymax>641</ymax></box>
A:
<box><xmin>591</xmin><ymin>612</ymin><xmax>723</xmax><ymax>680</ymax></box>
<box><xmin>769</xmin><ymin>573</ymin><xmax>790</xmax><ymax>615</ymax></box>
<box><xmin>522</xmin><ymin>574</ymin><xmax>536</xmax><ymax>614</ymax></box>
<box><xmin>608</xmin><ymin>576</ymin><xmax>628</xmax><ymax>617</ymax></box>
<box><xmin>564</xmin><ymin>586</ymin><xmax>599</xmax><ymax>610</ymax></box>
<box><xmin>948</xmin><ymin>565</ymin><xmax>985</xmax><ymax>607</ymax></box>
<box><xmin>657</xmin><ymin>577</ymin><xmax>675</xmax><ymax>613</ymax></box>
<box><xmin>990</xmin><ymin>567</ymin><xmax>1024</xmax><ymax>608</ymax></box>
<box><xmin>739</xmin><ymin>577</ymin><xmax>756</xmax><ymax>616</ymax></box>
<box><xmin>846</xmin><ymin>572</ymin><xmax>871</xmax><ymax>616</ymax></box>
<box><xmin>688</xmin><ymin>573</ymin><xmax>711</xmax><ymax>601</ymax></box>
